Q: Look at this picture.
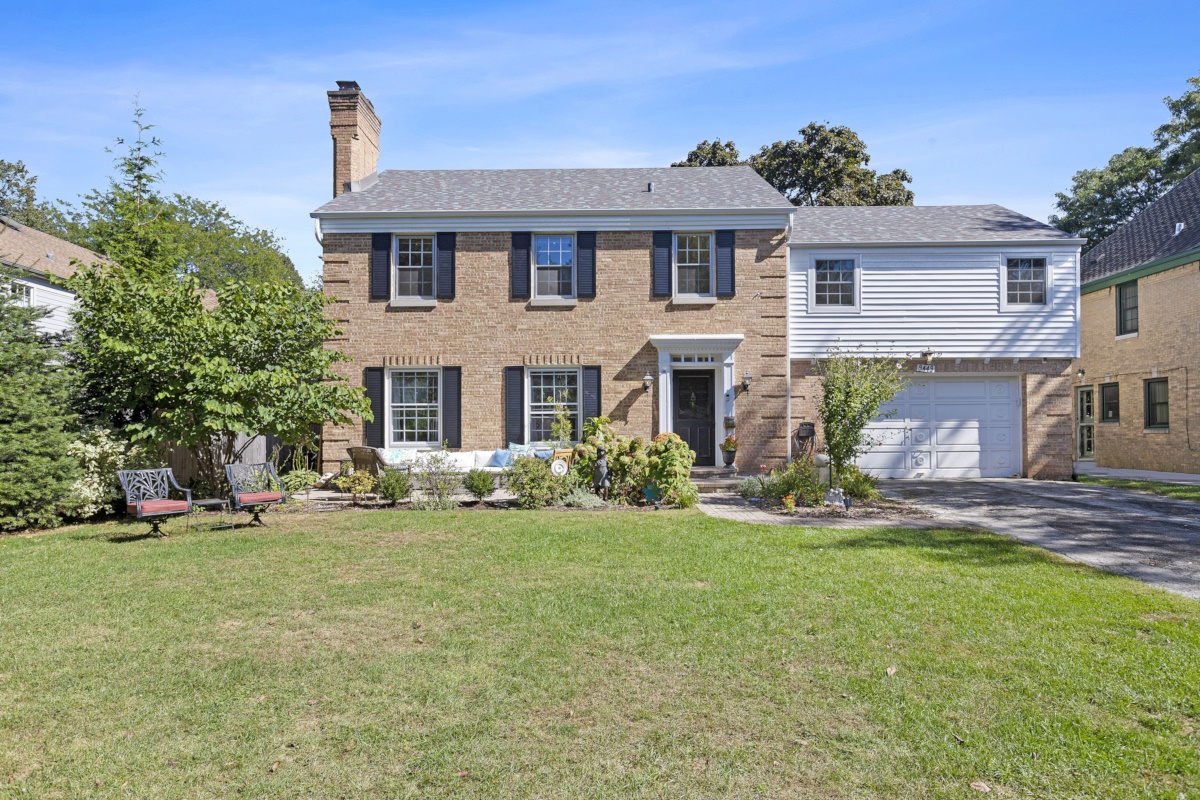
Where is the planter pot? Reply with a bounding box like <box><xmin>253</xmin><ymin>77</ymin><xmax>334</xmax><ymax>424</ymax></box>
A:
<box><xmin>721</xmin><ymin>449</ymin><xmax>737</xmax><ymax>467</ymax></box>
<box><xmin>642</xmin><ymin>484</ymin><xmax>661</xmax><ymax>505</ymax></box>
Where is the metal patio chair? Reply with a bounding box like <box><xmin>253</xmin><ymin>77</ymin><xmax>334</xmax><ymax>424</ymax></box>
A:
<box><xmin>118</xmin><ymin>468</ymin><xmax>193</xmax><ymax>538</ymax></box>
<box><xmin>225</xmin><ymin>462</ymin><xmax>287</xmax><ymax>526</ymax></box>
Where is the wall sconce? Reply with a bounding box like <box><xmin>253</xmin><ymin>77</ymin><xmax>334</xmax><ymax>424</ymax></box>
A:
<box><xmin>741</xmin><ymin>371</ymin><xmax>753</xmax><ymax>391</ymax></box>
<box><xmin>921</xmin><ymin>349</ymin><xmax>936</xmax><ymax>363</ymax></box>
<box><xmin>1076</xmin><ymin>368</ymin><xmax>1085</xmax><ymax>379</ymax></box>
<box><xmin>643</xmin><ymin>372</ymin><xmax>654</xmax><ymax>394</ymax></box>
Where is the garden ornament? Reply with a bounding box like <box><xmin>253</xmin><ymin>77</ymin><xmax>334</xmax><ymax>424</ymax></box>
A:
<box><xmin>592</xmin><ymin>446</ymin><xmax>611</xmax><ymax>500</ymax></box>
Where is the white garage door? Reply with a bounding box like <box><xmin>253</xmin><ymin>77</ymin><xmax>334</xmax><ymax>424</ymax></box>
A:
<box><xmin>857</xmin><ymin>376</ymin><xmax>1021</xmax><ymax>479</ymax></box>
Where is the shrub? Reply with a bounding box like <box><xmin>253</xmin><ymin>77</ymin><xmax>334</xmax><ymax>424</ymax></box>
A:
<box><xmin>737</xmin><ymin>457</ymin><xmax>824</xmax><ymax>507</ymax></box>
<box><xmin>838</xmin><ymin>464</ymin><xmax>878</xmax><ymax>500</ymax></box>
<box><xmin>505</xmin><ymin>457</ymin><xmax>573</xmax><ymax>509</ymax></box>
<box><xmin>411</xmin><ymin>445</ymin><xmax>461</xmax><ymax>511</ymax></box>
<box><xmin>570</xmin><ymin>417</ymin><xmax>654</xmax><ymax>505</ymax></box>
<box><xmin>817</xmin><ymin>345</ymin><xmax>906</xmax><ymax>491</ymax></box>
<box><xmin>562</xmin><ymin>487</ymin><xmax>605</xmax><ymax>509</ymax></box>
<box><xmin>333</xmin><ymin>470</ymin><xmax>376</xmax><ymax>501</ymax></box>
<box><xmin>66</xmin><ymin>429</ymin><xmax>161</xmax><ymax>520</ymax></box>
<box><xmin>281</xmin><ymin>468</ymin><xmax>320</xmax><ymax>495</ymax></box>
<box><xmin>646</xmin><ymin>432</ymin><xmax>697</xmax><ymax>508</ymax></box>
<box><xmin>463</xmin><ymin>469</ymin><xmax>496</xmax><ymax>501</ymax></box>
<box><xmin>377</xmin><ymin>468</ymin><xmax>413</xmax><ymax>503</ymax></box>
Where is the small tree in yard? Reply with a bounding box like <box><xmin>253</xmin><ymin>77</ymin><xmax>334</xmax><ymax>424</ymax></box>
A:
<box><xmin>0</xmin><ymin>268</ymin><xmax>78</xmax><ymax>530</ymax></box>
<box><xmin>816</xmin><ymin>346</ymin><xmax>907</xmax><ymax>491</ymax></box>
<box><xmin>69</xmin><ymin>266</ymin><xmax>370</xmax><ymax>494</ymax></box>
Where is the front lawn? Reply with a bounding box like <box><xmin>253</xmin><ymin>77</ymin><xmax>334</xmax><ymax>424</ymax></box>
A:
<box><xmin>2</xmin><ymin>511</ymin><xmax>1198</xmax><ymax>798</ymax></box>
<box><xmin>1076</xmin><ymin>475</ymin><xmax>1200</xmax><ymax>502</ymax></box>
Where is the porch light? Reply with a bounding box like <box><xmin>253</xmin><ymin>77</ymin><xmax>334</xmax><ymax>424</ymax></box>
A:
<box><xmin>643</xmin><ymin>372</ymin><xmax>654</xmax><ymax>394</ymax></box>
<box><xmin>921</xmin><ymin>349</ymin><xmax>936</xmax><ymax>363</ymax></box>
<box><xmin>1076</xmin><ymin>368</ymin><xmax>1085</xmax><ymax>379</ymax></box>
<box><xmin>741</xmin><ymin>371</ymin><xmax>753</xmax><ymax>391</ymax></box>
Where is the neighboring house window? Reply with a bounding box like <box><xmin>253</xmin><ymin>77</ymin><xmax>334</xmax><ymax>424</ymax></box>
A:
<box><xmin>674</xmin><ymin>233</ymin><xmax>713</xmax><ymax>296</ymax></box>
<box><xmin>389</xmin><ymin>369</ymin><xmax>440</xmax><ymax>445</ymax></box>
<box><xmin>534</xmin><ymin>234</ymin><xmax>575</xmax><ymax>299</ymax></box>
<box><xmin>528</xmin><ymin>368</ymin><xmax>579</xmax><ymax>443</ymax></box>
<box><xmin>1117</xmin><ymin>280</ymin><xmax>1138</xmax><ymax>336</ymax></box>
<box><xmin>1099</xmin><ymin>383</ymin><xmax>1120</xmax><ymax>422</ymax></box>
<box><xmin>814</xmin><ymin>259</ymin><xmax>856</xmax><ymax>306</ymax></box>
<box><xmin>1005</xmin><ymin>257</ymin><xmax>1048</xmax><ymax>306</ymax></box>
<box><xmin>8</xmin><ymin>282</ymin><xmax>32</xmax><ymax>306</ymax></box>
<box><xmin>1144</xmin><ymin>379</ymin><xmax>1169</xmax><ymax>429</ymax></box>
<box><xmin>394</xmin><ymin>236</ymin><xmax>435</xmax><ymax>299</ymax></box>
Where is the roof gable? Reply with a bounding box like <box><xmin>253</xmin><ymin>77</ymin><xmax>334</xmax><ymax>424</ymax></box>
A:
<box><xmin>0</xmin><ymin>216</ymin><xmax>110</xmax><ymax>282</ymax></box>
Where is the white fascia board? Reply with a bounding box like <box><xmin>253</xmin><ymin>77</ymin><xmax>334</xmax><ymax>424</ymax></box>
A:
<box><xmin>787</xmin><ymin>238</ymin><xmax>1087</xmax><ymax>248</ymax></box>
<box><xmin>314</xmin><ymin>209</ymin><xmax>793</xmax><ymax>233</ymax></box>
<box><xmin>649</xmin><ymin>334</ymin><xmax>745</xmax><ymax>352</ymax></box>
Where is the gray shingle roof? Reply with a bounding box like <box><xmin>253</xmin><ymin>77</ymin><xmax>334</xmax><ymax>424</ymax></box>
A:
<box><xmin>788</xmin><ymin>204</ymin><xmax>1079</xmax><ymax>245</ymax></box>
<box><xmin>0</xmin><ymin>215</ymin><xmax>111</xmax><ymax>282</ymax></box>
<box><xmin>311</xmin><ymin>166</ymin><xmax>794</xmax><ymax>216</ymax></box>
<box><xmin>1081</xmin><ymin>168</ymin><xmax>1200</xmax><ymax>284</ymax></box>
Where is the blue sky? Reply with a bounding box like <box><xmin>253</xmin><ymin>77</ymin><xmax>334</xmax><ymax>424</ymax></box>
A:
<box><xmin>4</xmin><ymin>1</ymin><xmax>1198</xmax><ymax>284</ymax></box>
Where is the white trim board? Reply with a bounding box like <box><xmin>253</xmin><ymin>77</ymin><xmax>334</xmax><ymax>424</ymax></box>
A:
<box><xmin>318</xmin><ymin>211</ymin><xmax>793</xmax><ymax>233</ymax></box>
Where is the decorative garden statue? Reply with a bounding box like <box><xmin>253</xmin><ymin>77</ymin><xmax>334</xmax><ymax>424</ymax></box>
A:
<box><xmin>592</xmin><ymin>446</ymin><xmax>611</xmax><ymax>500</ymax></box>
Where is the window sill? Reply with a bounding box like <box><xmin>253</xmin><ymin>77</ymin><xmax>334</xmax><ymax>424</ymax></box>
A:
<box><xmin>530</xmin><ymin>297</ymin><xmax>577</xmax><ymax>308</ymax></box>
<box><xmin>1096</xmin><ymin>421</ymin><xmax>1120</xmax><ymax>426</ymax></box>
<box><xmin>1115</xmin><ymin>332</ymin><xmax>1138</xmax><ymax>340</ymax></box>
<box><xmin>807</xmin><ymin>305</ymin><xmax>862</xmax><ymax>314</ymax></box>
<box><xmin>1143</xmin><ymin>427</ymin><xmax>1169</xmax><ymax>434</ymax></box>
<box><xmin>671</xmin><ymin>295</ymin><xmax>718</xmax><ymax>306</ymax></box>
<box><xmin>999</xmin><ymin>305</ymin><xmax>1051</xmax><ymax>314</ymax></box>
<box><xmin>389</xmin><ymin>298</ymin><xmax>438</xmax><ymax>308</ymax></box>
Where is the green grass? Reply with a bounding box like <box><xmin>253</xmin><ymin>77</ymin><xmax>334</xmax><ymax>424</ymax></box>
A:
<box><xmin>1076</xmin><ymin>475</ymin><xmax>1200</xmax><ymax>502</ymax></box>
<box><xmin>2</xmin><ymin>510</ymin><xmax>1198</xmax><ymax>798</ymax></box>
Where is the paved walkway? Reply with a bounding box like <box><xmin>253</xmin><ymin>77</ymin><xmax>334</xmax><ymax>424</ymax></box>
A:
<box><xmin>1073</xmin><ymin>462</ymin><xmax>1200</xmax><ymax>486</ymax></box>
<box><xmin>886</xmin><ymin>479</ymin><xmax>1200</xmax><ymax>599</ymax></box>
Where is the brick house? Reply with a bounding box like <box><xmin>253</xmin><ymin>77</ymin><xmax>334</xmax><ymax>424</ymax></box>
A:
<box><xmin>313</xmin><ymin>81</ymin><xmax>1081</xmax><ymax>480</ymax></box>
<box><xmin>1072</xmin><ymin>168</ymin><xmax>1200</xmax><ymax>474</ymax></box>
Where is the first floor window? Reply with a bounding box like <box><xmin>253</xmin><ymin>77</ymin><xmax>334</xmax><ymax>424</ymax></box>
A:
<box><xmin>675</xmin><ymin>233</ymin><xmax>712</xmax><ymax>295</ymax></box>
<box><xmin>1006</xmin><ymin>257</ymin><xmax>1047</xmax><ymax>305</ymax></box>
<box><xmin>814</xmin><ymin>259</ymin><xmax>856</xmax><ymax>306</ymax></box>
<box><xmin>1100</xmin><ymin>383</ymin><xmax>1119</xmax><ymax>422</ymax></box>
<box><xmin>534</xmin><ymin>234</ymin><xmax>574</xmax><ymax>298</ymax></box>
<box><xmin>529</xmin><ymin>369</ymin><xmax>579</xmax><ymax>443</ymax></box>
<box><xmin>395</xmin><ymin>236</ymin><xmax>435</xmax><ymax>298</ymax></box>
<box><xmin>1145</xmin><ymin>378</ymin><xmax>1169</xmax><ymax>429</ymax></box>
<box><xmin>390</xmin><ymin>370</ymin><xmax>440</xmax><ymax>444</ymax></box>
<box><xmin>8</xmin><ymin>282</ymin><xmax>32</xmax><ymax>306</ymax></box>
<box><xmin>1117</xmin><ymin>280</ymin><xmax>1138</xmax><ymax>335</ymax></box>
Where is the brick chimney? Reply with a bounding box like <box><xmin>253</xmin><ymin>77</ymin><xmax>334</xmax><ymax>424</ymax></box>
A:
<box><xmin>328</xmin><ymin>80</ymin><xmax>381</xmax><ymax>198</ymax></box>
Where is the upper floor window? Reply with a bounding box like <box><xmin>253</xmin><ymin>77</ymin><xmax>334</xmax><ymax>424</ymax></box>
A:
<box><xmin>528</xmin><ymin>368</ymin><xmax>579</xmax><ymax>443</ymax></box>
<box><xmin>394</xmin><ymin>236</ymin><xmax>435</xmax><ymax>300</ymax></box>
<box><xmin>389</xmin><ymin>369</ymin><xmax>440</xmax><ymax>445</ymax></box>
<box><xmin>1117</xmin><ymin>280</ymin><xmax>1138</xmax><ymax>336</ymax></box>
<box><xmin>1144</xmin><ymin>378</ymin><xmax>1169</xmax><ymax>429</ymax></box>
<box><xmin>534</xmin><ymin>234</ymin><xmax>575</xmax><ymax>299</ymax></box>
<box><xmin>1099</xmin><ymin>383</ymin><xmax>1119</xmax><ymax>422</ymax></box>
<box><xmin>674</xmin><ymin>233</ymin><xmax>713</xmax><ymax>296</ymax></box>
<box><xmin>815</xmin><ymin>259</ymin><xmax>856</xmax><ymax>306</ymax></box>
<box><xmin>7</xmin><ymin>282</ymin><xmax>32</xmax><ymax>307</ymax></box>
<box><xmin>1005</xmin><ymin>257</ymin><xmax>1047</xmax><ymax>306</ymax></box>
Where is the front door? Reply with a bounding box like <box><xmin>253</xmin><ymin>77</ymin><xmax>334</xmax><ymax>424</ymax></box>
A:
<box><xmin>672</xmin><ymin>370</ymin><xmax>715</xmax><ymax>466</ymax></box>
<box><xmin>1077</xmin><ymin>387</ymin><xmax>1095</xmax><ymax>460</ymax></box>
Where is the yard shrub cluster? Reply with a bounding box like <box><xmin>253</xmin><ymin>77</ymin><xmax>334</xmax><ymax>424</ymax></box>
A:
<box><xmin>463</xmin><ymin>469</ymin><xmax>496</xmax><ymax>501</ymax></box>
<box><xmin>837</xmin><ymin>464</ymin><xmax>878</xmax><ymax>500</ymax></box>
<box><xmin>410</xmin><ymin>448</ymin><xmax>461</xmax><ymax>511</ymax></box>
<box><xmin>816</xmin><ymin>345</ymin><xmax>906</xmax><ymax>491</ymax></box>
<box><xmin>333</xmin><ymin>470</ymin><xmax>376</xmax><ymax>501</ymax></box>
<box><xmin>66</xmin><ymin>429</ymin><xmax>162</xmax><ymax>519</ymax></box>
<box><xmin>738</xmin><ymin>455</ymin><xmax>825</xmax><ymax>507</ymax></box>
<box><xmin>376</xmin><ymin>468</ymin><xmax>413</xmax><ymax>504</ymax></box>
<box><xmin>505</xmin><ymin>457</ymin><xmax>574</xmax><ymax>510</ymax></box>
<box><xmin>280</xmin><ymin>468</ymin><xmax>320</xmax><ymax>495</ymax></box>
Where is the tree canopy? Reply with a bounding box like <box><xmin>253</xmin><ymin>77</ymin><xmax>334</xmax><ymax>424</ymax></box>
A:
<box><xmin>672</xmin><ymin>123</ymin><xmax>914</xmax><ymax>207</ymax></box>
<box><xmin>0</xmin><ymin>159</ymin><xmax>68</xmax><ymax>233</ymax></box>
<box><xmin>1050</xmin><ymin>74</ymin><xmax>1200</xmax><ymax>248</ymax></box>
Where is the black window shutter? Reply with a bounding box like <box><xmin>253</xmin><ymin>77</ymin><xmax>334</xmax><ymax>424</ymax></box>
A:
<box><xmin>511</xmin><ymin>232</ymin><xmax>531</xmax><ymax>299</ymax></box>
<box><xmin>652</xmin><ymin>230</ymin><xmax>672</xmax><ymax>297</ymax></box>
<box><xmin>436</xmin><ymin>233</ymin><xmax>456</xmax><ymax>300</ymax></box>
<box><xmin>504</xmin><ymin>366</ymin><xmax>525</xmax><ymax>444</ymax></box>
<box><xmin>715</xmin><ymin>229</ymin><xmax>735</xmax><ymax>297</ymax></box>
<box><xmin>370</xmin><ymin>233</ymin><xmax>390</xmax><ymax>300</ymax></box>
<box><xmin>582</xmin><ymin>365</ymin><xmax>601</xmax><ymax>423</ymax></box>
<box><xmin>577</xmin><ymin>232</ymin><xmax>596</xmax><ymax>298</ymax></box>
<box><xmin>363</xmin><ymin>367</ymin><xmax>384</xmax><ymax>447</ymax></box>
<box><xmin>441</xmin><ymin>366</ymin><xmax>462</xmax><ymax>448</ymax></box>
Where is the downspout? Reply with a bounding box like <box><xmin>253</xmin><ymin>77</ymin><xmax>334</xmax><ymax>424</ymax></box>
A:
<box><xmin>313</xmin><ymin>217</ymin><xmax>324</xmax><ymax>246</ymax></box>
<box><xmin>785</xmin><ymin>214</ymin><xmax>793</xmax><ymax>464</ymax></box>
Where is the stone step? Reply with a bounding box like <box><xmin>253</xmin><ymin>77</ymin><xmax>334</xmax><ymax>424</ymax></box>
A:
<box><xmin>693</xmin><ymin>477</ymin><xmax>743</xmax><ymax>494</ymax></box>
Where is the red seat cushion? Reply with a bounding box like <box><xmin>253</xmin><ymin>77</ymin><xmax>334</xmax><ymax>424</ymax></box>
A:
<box><xmin>239</xmin><ymin>491</ymin><xmax>283</xmax><ymax>505</ymax></box>
<box><xmin>127</xmin><ymin>499</ymin><xmax>190</xmax><ymax>516</ymax></box>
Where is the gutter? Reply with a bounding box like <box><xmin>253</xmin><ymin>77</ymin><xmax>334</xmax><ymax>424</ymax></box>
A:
<box><xmin>309</xmin><ymin>206</ymin><xmax>795</xmax><ymax>219</ymax></box>
<box><xmin>788</xmin><ymin>238</ymin><xmax>1087</xmax><ymax>248</ymax></box>
<box><xmin>1081</xmin><ymin>244</ymin><xmax>1200</xmax><ymax>294</ymax></box>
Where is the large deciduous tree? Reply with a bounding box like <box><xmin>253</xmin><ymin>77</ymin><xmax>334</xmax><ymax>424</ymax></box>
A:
<box><xmin>1051</xmin><ymin>74</ymin><xmax>1200</xmax><ymax>248</ymax></box>
<box><xmin>671</xmin><ymin>139</ymin><xmax>743</xmax><ymax>167</ymax></box>
<box><xmin>0</xmin><ymin>160</ymin><xmax>68</xmax><ymax>234</ymax></box>
<box><xmin>69</xmin><ymin>266</ymin><xmax>370</xmax><ymax>493</ymax></box>
<box><xmin>0</xmin><ymin>268</ymin><xmax>78</xmax><ymax>530</ymax></box>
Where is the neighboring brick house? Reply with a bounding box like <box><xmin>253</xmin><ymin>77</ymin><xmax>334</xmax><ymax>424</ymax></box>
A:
<box><xmin>1072</xmin><ymin>168</ymin><xmax>1200</xmax><ymax>474</ymax></box>
<box><xmin>313</xmin><ymin>82</ymin><xmax>1082</xmax><ymax>480</ymax></box>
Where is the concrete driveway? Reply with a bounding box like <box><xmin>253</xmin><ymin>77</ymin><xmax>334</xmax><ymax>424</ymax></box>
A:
<box><xmin>886</xmin><ymin>479</ymin><xmax>1200</xmax><ymax>599</ymax></box>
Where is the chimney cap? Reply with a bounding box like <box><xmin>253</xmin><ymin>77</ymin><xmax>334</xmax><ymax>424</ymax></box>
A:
<box><xmin>335</xmin><ymin>80</ymin><xmax>361</xmax><ymax>92</ymax></box>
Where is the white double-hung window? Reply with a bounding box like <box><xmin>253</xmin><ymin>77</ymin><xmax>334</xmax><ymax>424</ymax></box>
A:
<box><xmin>394</xmin><ymin>236</ymin><xmax>436</xmax><ymax>300</ymax></box>
<box><xmin>534</xmin><ymin>234</ymin><xmax>575</xmax><ymax>300</ymax></box>
<box><xmin>808</xmin><ymin>256</ymin><xmax>860</xmax><ymax>312</ymax></box>
<box><xmin>528</xmin><ymin>368</ymin><xmax>580</xmax><ymax>443</ymax></box>
<box><xmin>389</xmin><ymin>369</ymin><xmax>440</xmax><ymax>445</ymax></box>
<box><xmin>674</xmin><ymin>232</ymin><xmax>713</xmax><ymax>297</ymax></box>
<box><xmin>8</xmin><ymin>282</ymin><xmax>33</xmax><ymax>306</ymax></box>
<box><xmin>1001</xmin><ymin>255</ymin><xmax>1051</xmax><ymax>311</ymax></box>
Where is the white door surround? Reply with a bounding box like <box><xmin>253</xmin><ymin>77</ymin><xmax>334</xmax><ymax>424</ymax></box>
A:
<box><xmin>649</xmin><ymin>334</ymin><xmax>744</xmax><ymax>460</ymax></box>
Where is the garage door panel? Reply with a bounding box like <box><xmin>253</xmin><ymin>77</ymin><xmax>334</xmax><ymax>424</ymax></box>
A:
<box><xmin>933</xmin><ymin>426</ymin><xmax>983</xmax><ymax>446</ymax></box>
<box><xmin>908</xmin><ymin>404</ymin><xmax>931</xmax><ymax>422</ymax></box>
<box><xmin>935</xmin><ymin>402</ymin><xmax>995</xmax><ymax>421</ymax></box>
<box><xmin>909</xmin><ymin>427</ymin><xmax>931</xmax><ymax>447</ymax></box>
<box><xmin>987</xmin><ymin>428</ymin><xmax>1014</xmax><ymax>446</ymax></box>
<box><xmin>933</xmin><ymin>381</ymin><xmax>988</xmax><ymax>400</ymax></box>
<box><xmin>935</xmin><ymin>450</ymin><xmax>986</xmax><ymax>470</ymax></box>
<box><xmin>858</xmin><ymin>450</ymin><xmax>908</xmax><ymax>472</ymax></box>
<box><xmin>909</xmin><ymin>451</ymin><xmax>931</xmax><ymax>470</ymax></box>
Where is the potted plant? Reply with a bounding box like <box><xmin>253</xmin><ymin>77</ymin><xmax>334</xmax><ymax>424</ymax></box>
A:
<box><xmin>720</xmin><ymin>433</ymin><xmax>738</xmax><ymax>467</ymax></box>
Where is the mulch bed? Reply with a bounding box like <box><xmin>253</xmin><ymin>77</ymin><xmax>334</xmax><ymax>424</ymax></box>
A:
<box><xmin>743</xmin><ymin>495</ymin><xmax>932</xmax><ymax>521</ymax></box>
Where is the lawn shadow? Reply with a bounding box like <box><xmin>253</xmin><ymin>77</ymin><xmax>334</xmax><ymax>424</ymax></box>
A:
<box><xmin>802</xmin><ymin>525</ymin><xmax>1064</xmax><ymax>569</ymax></box>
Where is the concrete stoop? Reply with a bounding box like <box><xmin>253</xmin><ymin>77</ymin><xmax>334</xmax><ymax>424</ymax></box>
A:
<box><xmin>691</xmin><ymin>466</ymin><xmax>742</xmax><ymax>494</ymax></box>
